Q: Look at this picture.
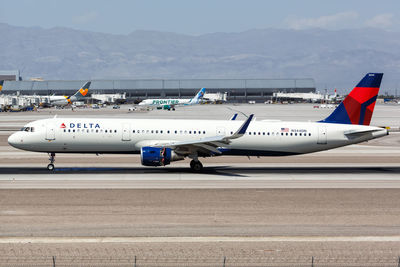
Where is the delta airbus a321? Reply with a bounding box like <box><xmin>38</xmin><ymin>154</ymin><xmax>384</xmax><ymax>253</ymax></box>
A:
<box><xmin>8</xmin><ymin>73</ymin><xmax>387</xmax><ymax>171</ymax></box>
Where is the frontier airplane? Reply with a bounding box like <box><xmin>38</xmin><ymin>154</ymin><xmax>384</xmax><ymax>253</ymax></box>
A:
<box><xmin>8</xmin><ymin>73</ymin><xmax>386</xmax><ymax>171</ymax></box>
<box><xmin>138</xmin><ymin>88</ymin><xmax>206</xmax><ymax>110</ymax></box>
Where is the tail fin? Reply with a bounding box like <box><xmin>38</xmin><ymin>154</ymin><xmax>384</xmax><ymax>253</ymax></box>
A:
<box><xmin>70</xmin><ymin>81</ymin><xmax>91</xmax><ymax>99</ymax></box>
<box><xmin>0</xmin><ymin>80</ymin><xmax>4</xmax><ymax>92</ymax></box>
<box><xmin>189</xmin><ymin>88</ymin><xmax>206</xmax><ymax>104</ymax></box>
<box><xmin>320</xmin><ymin>73</ymin><xmax>383</xmax><ymax>125</ymax></box>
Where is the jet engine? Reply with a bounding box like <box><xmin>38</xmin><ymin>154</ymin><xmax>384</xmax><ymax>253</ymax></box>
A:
<box><xmin>140</xmin><ymin>146</ymin><xmax>183</xmax><ymax>166</ymax></box>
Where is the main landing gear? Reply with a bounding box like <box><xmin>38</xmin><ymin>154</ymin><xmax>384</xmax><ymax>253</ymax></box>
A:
<box><xmin>47</xmin><ymin>153</ymin><xmax>55</xmax><ymax>171</ymax></box>
<box><xmin>190</xmin><ymin>159</ymin><xmax>203</xmax><ymax>172</ymax></box>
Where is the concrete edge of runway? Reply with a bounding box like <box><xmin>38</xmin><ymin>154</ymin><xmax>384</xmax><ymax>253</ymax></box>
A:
<box><xmin>2</xmin><ymin>236</ymin><xmax>400</xmax><ymax>244</ymax></box>
<box><xmin>2</xmin><ymin>180</ymin><xmax>400</xmax><ymax>189</ymax></box>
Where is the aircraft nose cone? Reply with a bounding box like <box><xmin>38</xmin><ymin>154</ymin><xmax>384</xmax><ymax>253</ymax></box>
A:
<box><xmin>8</xmin><ymin>133</ymin><xmax>21</xmax><ymax>148</ymax></box>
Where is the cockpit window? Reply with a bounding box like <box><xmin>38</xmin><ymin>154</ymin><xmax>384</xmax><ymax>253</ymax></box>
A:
<box><xmin>20</xmin><ymin>127</ymin><xmax>34</xmax><ymax>132</ymax></box>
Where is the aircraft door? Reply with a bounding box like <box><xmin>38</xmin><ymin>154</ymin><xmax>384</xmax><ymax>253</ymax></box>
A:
<box><xmin>317</xmin><ymin>126</ymin><xmax>327</xmax><ymax>144</ymax></box>
<box><xmin>122</xmin><ymin>123</ymin><xmax>131</xmax><ymax>141</ymax></box>
<box><xmin>45</xmin><ymin>123</ymin><xmax>55</xmax><ymax>140</ymax></box>
<box><xmin>216</xmin><ymin>127</ymin><xmax>226</xmax><ymax>136</ymax></box>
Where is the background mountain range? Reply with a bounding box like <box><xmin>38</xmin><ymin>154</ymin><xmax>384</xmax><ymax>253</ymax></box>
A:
<box><xmin>1</xmin><ymin>23</ymin><xmax>400</xmax><ymax>94</ymax></box>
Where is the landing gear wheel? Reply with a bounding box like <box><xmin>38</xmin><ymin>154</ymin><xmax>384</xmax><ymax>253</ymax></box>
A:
<box><xmin>47</xmin><ymin>163</ymin><xmax>55</xmax><ymax>171</ymax></box>
<box><xmin>190</xmin><ymin>160</ymin><xmax>203</xmax><ymax>172</ymax></box>
<box><xmin>47</xmin><ymin>152</ymin><xmax>56</xmax><ymax>171</ymax></box>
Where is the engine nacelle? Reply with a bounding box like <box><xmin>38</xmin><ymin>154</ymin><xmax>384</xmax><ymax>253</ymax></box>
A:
<box><xmin>140</xmin><ymin>146</ymin><xmax>183</xmax><ymax>166</ymax></box>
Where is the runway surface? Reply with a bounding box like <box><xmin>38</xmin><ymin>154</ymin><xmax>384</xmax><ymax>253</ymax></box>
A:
<box><xmin>1</xmin><ymin>104</ymin><xmax>400</xmax><ymax>265</ymax></box>
<box><xmin>1</xmin><ymin>164</ymin><xmax>400</xmax><ymax>188</ymax></box>
<box><xmin>2</xmin><ymin>188</ymin><xmax>400</xmax><ymax>265</ymax></box>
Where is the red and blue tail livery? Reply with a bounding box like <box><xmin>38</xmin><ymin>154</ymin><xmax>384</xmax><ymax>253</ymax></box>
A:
<box><xmin>320</xmin><ymin>73</ymin><xmax>383</xmax><ymax>125</ymax></box>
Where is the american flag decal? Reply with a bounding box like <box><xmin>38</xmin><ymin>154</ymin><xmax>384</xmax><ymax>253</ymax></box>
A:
<box><xmin>281</xmin><ymin>127</ymin><xmax>289</xmax><ymax>132</ymax></box>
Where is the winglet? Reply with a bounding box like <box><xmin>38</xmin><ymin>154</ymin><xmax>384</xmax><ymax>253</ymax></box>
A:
<box><xmin>0</xmin><ymin>80</ymin><xmax>4</xmax><ymax>92</ymax></box>
<box><xmin>228</xmin><ymin>114</ymin><xmax>254</xmax><ymax>139</ymax></box>
<box><xmin>237</xmin><ymin>114</ymin><xmax>254</xmax><ymax>135</ymax></box>
<box><xmin>230</xmin><ymin>113</ymin><xmax>238</xmax><ymax>120</ymax></box>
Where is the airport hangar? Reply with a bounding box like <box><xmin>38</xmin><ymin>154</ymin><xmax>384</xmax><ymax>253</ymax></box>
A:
<box><xmin>1</xmin><ymin>78</ymin><xmax>315</xmax><ymax>103</ymax></box>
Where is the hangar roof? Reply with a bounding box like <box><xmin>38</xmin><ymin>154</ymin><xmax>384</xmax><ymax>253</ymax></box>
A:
<box><xmin>2</xmin><ymin>78</ymin><xmax>315</xmax><ymax>92</ymax></box>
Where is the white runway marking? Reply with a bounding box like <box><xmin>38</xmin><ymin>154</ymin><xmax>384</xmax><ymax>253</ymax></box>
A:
<box><xmin>2</xmin><ymin>236</ymin><xmax>400</xmax><ymax>244</ymax></box>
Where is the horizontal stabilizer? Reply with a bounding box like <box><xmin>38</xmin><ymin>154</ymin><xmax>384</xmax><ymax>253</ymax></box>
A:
<box><xmin>344</xmin><ymin>128</ymin><xmax>384</xmax><ymax>137</ymax></box>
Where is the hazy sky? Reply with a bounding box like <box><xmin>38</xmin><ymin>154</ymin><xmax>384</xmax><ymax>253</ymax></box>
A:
<box><xmin>1</xmin><ymin>0</ymin><xmax>400</xmax><ymax>35</ymax></box>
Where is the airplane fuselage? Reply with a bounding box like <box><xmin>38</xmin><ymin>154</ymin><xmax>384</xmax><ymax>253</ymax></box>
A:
<box><xmin>139</xmin><ymin>99</ymin><xmax>191</xmax><ymax>107</ymax></box>
<box><xmin>8</xmin><ymin>118</ymin><xmax>387</xmax><ymax>156</ymax></box>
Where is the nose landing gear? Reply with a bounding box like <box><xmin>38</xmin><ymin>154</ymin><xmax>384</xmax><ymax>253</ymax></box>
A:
<box><xmin>47</xmin><ymin>153</ymin><xmax>55</xmax><ymax>171</ymax></box>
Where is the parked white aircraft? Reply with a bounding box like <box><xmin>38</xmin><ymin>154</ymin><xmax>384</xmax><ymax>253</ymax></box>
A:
<box><xmin>48</xmin><ymin>81</ymin><xmax>91</xmax><ymax>106</ymax></box>
<box><xmin>138</xmin><ymin>88</ymin><xmax>206</xmax><ymax>110</ymax></box>
<box><xmin>8</xmin><ymin>73</ymin><xmax>387</xmax><ymax>171</ymax></box>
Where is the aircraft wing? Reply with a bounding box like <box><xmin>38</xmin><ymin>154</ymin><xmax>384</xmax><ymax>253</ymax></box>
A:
<box><xmin>153</xmin><ymin>114</ymin><xmax>254</xmax><ymax>155</ymax></box>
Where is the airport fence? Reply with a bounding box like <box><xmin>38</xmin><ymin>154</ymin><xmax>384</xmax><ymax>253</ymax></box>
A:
<box><xmin>2</xmin><ymin>255</ymin><xmax>400</xmax><ymax>267</ymax></box>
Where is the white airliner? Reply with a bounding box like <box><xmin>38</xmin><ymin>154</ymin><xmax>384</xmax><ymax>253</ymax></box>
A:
<box><xmin>48</xmin><ymin>81</ymin><xmax>91</xmax><ymax>106</ymax></box>
<box><xmin>8</xmin><ymin>73</ymin><xmax>387</xmax><ymax>171</ymax></box>
<box><xmin>138</xmin><ymin>88</ymin><xmax>206</xmax><ymax>110</ymax></box>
